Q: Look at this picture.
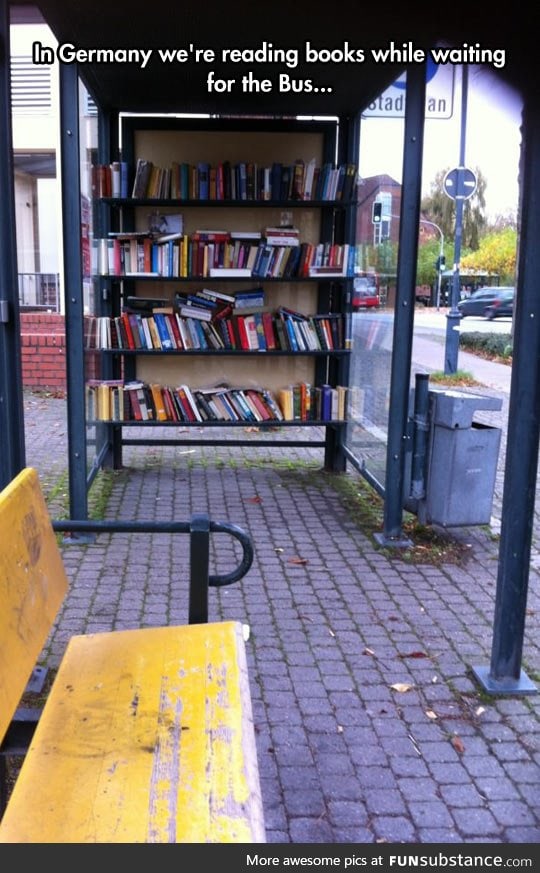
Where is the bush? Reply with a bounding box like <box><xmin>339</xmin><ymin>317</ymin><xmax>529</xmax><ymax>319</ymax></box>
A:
<box><xmin>459</xmin><ymin>332</ymin><xmax>513</xmax><ymax>359</ymax></box>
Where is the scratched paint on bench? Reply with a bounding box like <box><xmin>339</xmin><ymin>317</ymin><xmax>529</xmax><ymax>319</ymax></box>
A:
<box><xmin>0</xmin><ymin>620</ymin><xmax>265</xmax><ymax>843</ymax></box>
<box><xmin>0</xmin><ymin>467</ymin><xmax>68</xmax><ymax>746</ymax></box>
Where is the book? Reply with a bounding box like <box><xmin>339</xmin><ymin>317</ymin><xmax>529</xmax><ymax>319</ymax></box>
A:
<box><xmin>193</xmin><ymin>229</ymin><xmax>230</xmax><ymax>240</ymax></box>
<box><xmin>320</xmin><ymin>384</ymin><xmax>333</xmax><ymax>421</ymax></box>
<box><xmin>264</xmin><ymin>226</ymin><xmax>300</xmax><ymax>243</ymax></box>
<box><xmin>230</xmin><ymin>230</ymin><xmax>262</xmax><ymax>241</ymax></box>
<box><xmin>242</xmin><ymin>315</ymin><xmax>260</xmax><ymax>351</ymax></box>
<box><xmin>253</xmin><ymin>313</ymin><xmax>267</xmax><ymax>350</ymax></box>
<box><xmin>178</xmin><ymin>304</ymin><xmax>212</xmax><ymax>322</ymax></box>
<box><xmin>245</xmin><ymin>389</ymin><xmax>273</xmax><ymax>421</ymax></box>
<box><xmin>139</xmin><ymin>316</ymin><xmax>154</xmax><ymax>350</ymax></box>
<box><xmin>197</xmin><ymin>162</ymin><xmax>210</xmax><ymax>199</ymax></box>
<box><xmin>261</xmin><ymin>311</ymin><xmax>277</xmax><ymax>350</ymax></box>
<box><xmin>235</xmin><ymin>287</ymin><xmax>265</xmax><ymax>308</ymax></box>
<box><xmin>152</xmin><ymin>313</ymin><xmax>174</xmax><ymax>350</ymax></box>
<box><xmin>175</xmin><ymin>386</ymin><xmax>197</xmax><ymax>422</ymax></box>
<box><xmin>302</xmin><ymin>158</ymin><xmax>317</xmax><ymax>200</ymax></box>
<box><xmin>209</xmin><ymin>267</ymin><xmax>251</xmax><ymax>278</ymax></box>
<box><xmin>131</xmin><ymin>159</ymin><xmax>153</xmax><ymax>198</ymax></box>
<box><xmin>149</xmin><ymin>384</ymin><xmax>168</xmax><ymax>421</ymax></box>
<box><xmin>197</xmin><ymin>288</ymin><xmax>236</xmax><ymax>305</ymax></box>
<box><xmin>124</xmin><ymin>296</ymin><xmax>169</xmax><ymax>313</ymax></box>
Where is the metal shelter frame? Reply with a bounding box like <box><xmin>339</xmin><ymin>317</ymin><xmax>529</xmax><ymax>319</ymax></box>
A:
<box><xmin>0</xmin><ymin>0</ymin><xmax>537</xmax><ymax>694</ymax></box>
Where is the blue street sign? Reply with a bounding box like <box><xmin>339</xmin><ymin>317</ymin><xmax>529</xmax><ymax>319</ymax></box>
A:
<box><xmin>443</xmin><ymin>166</ymin><xmax>477</xmax><ymax>200</ymax></box>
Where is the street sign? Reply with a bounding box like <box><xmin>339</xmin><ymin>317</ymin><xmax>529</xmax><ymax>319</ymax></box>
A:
<box><xmin>361</xmin><ymin>62</ymin><xmax>455</xmax><ymax>120</ymax></box>
<box><xmin>443</xmin><ymin>166</ymin><xmax>477</xmax><ymax>200</ymax></box>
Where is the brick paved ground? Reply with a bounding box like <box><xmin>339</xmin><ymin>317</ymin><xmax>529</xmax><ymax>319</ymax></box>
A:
<box><xmin>22</xmin><ymin>380</ymin><xmax>539</xmax><ymax>844</ymax></box>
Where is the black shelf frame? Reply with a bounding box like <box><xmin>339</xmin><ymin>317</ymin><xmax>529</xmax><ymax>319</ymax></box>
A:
<box><xmin>103</xmin><ymin>198</ymin><xmax>356</xmax><ymax>209</ymax></box>
<box><xmin>88</xmin><ymin>419</ymin><xmax>347</xmax><ymax>428</ymax></box>
<box><xmin>90</xmin><ymin>349</ymin><xmax>351</xmax><ymax>357</ymax></box>
<box><xmin>82</xmin><ymin>113</ymin><xmax>359</xmax><ymax>497</ymax></box>
<box><xmin>95</xmin><ymin>275</ymin><xmax>353</xmax><ymax>283</ymax></box>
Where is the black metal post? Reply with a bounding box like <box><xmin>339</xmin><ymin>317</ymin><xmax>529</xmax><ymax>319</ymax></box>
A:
<box><xmin>95</xmin><ymin>108</ymin><xmax>124</xmax><ymax>471</ymax></box>
<box><xmin>0</xmin><ymin>0</ymin><xmax>26</xmax><ymax>489</ymax></box>
<box><xmin>410</xmin><ymin>373</ymin><xmax>430</xmax><ymax>501</ymax></box>
<box><xmin>444</xmin><ymin>66</ymin><xmax>468</xmax><ymax>375</ymax></box>
<box><xmin>472</xmin><ymin>98</ymin><xmax>538</xmax><ymax>695</ymax></box>
<box><xmin>59</xmin><ymin>62</ymin><xmax>88</xmax><ymax>520</ymax></box>
<box><xmin>376</xmin><ymin>63</ymin><xmax>426</xmax><ymax>546</ymax></box>
<box><xmin>189</xmin><ymin>514</ymin><xmax>210</xmax><ymax>624</ymax></box>
<box><xmin>323</xmin><ymin>114</ymin><xmax>360</xmax><ymax>473</ymax></box>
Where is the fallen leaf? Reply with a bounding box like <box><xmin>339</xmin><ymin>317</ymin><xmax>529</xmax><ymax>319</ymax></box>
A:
<box><xmin>390</xmin><ymin>683</ymin><xmax>415</xmax><ymax>693</ymax></box>
<box><xmin>425</xmin><ymin>710</ymin><xmax>438</xmax><ymax>720</ymax></box>
<box><xmin>451</xmin><ymin>735</ymin><xmax>465</xmax><ymax>754</ymax></box>
<box><xmin>399</xmin><ymin>651</ymin><xmax>429</xmax><ymax>659</ymax></box>
<box><xmin>246</xmin><ymin>496</ymin><xmax>263</xmax><ymax>503</ymax></box>
<box><xmin>288</xmin><ymin>556</ymin><xmax>308</xmax><ymax>565</ymax></box>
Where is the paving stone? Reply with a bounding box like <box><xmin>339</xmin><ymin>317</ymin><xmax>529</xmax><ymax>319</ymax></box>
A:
<box><xmin>23</xmin><ymin>392</ymin><xmax>540</xmax><ymax>845</ymax></box>
<box><xmin>407</xmin><ymin>799</ymin><xmax>456</xmax><ymax>828</ymax></box>
<box><xmin>451</xmin><ymin>807</ymin><xmax>500</xmax><ymax>837</ymax></box>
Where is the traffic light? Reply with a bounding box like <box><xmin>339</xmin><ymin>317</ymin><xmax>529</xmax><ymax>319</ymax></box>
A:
<box><xmin>436</xmin><ymin>255</ymin><xmax>446</xmax><ymax>272</ymax></box>
<box><xmin>372</xmin><ymin>201</ymin><xmax>382</xmax><ymax>224</ymax></box>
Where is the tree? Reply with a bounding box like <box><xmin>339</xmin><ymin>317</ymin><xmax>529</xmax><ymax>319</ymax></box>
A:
<box><xmin>485</xmin><ymin>211</ymin><xmax>518</xmax><ymax>234</ymax></box>
<box><xmin>460</xmin><ymin>227</ymin><xmax>518</xmax><ymax>284</ymax></box>
<box><xmin>421</xmin><ymin>166</ymin><xmax>488</xmax><ymax>250</ymax></box>
<box><xmin>416</xmin><ymin>238</ymin><xmax>455</xmax><ymax>287</ymax></box>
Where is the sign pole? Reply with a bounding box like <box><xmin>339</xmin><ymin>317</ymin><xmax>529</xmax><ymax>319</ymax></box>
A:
<box><xmin>444</xmin><ymin>65</ymin><xmax>471</xmax><ymax>374</ymax></box>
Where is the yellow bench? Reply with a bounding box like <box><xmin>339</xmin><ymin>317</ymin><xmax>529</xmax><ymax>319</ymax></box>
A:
<box><xmin>0</xmin><ymin>467</ymin><xmax>265</xmax><ymax>843</ymax></box>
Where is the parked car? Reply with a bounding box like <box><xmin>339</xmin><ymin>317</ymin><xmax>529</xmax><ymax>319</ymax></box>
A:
<box><xmin>457</xmin><ymin>286</ymin><xmax>515</xmax><ymax>317</ymax></box>
<box><xmin>352</xmin><ymin>274</ymin><xmax>380</xmax><ymax>309</ymax></box>
<box><xmin>484</xmin><ymin>288</ymin><xmax>515</xmax><ymax>320</ymax></box>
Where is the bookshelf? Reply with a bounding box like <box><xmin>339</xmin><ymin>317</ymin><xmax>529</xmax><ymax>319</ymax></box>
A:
<box><xmin>88</xmin><ymin>116</ymin><xmax>358</xmax><ymax>471</ymax></box>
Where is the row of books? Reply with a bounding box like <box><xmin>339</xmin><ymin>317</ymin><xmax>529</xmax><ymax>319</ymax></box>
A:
<box><xmin>278</xmin><ymin>383</ymin><xmax>348</xmax><ymax>423</ymax></box>
<box><xmin>85</xmin><ymin>379</ymin><xmax>348</xmax><ymax>424</ymax></box>
<box><xmin>124</xmin><ymin>157</ymin><xmax>359</xmax><ymax>202</ymax></box>
<box><xmin>95</xmin><ymin>234</ymin><xmax>356</xmax><ymax>279</ymax></box>
<box><xmin>86</xmin><ymin>308</ymin><xmax>346</xmax><ymax>353</ymax></box>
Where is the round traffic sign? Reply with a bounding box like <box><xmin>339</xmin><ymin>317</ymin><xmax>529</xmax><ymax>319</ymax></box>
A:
<box><xmin>443</xmin><ymin>166</ymin><xmax>477</xmax><ymax>200</ymax></box>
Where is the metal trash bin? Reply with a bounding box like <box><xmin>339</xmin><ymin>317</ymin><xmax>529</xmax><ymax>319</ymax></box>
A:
<box><xmin>420</xmin><ymin>389</ymin><xmax>503</xmax><ymax>527</ymax></box>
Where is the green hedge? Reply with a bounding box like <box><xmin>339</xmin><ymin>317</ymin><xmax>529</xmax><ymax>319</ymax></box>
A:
<box><xmin>459</xmin><ymin>332</ymin><xmax>513</xmax><ymax>359</ymax></box>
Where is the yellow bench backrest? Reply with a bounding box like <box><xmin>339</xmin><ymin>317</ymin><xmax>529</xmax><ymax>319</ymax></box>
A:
<box><xmin>0</xmin><ymin>467</ymin><xmax>68</xmax><ymax>745</ymax></box>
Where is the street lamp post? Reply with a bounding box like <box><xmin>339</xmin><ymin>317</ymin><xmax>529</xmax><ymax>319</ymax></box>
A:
<box><xmin>420</xmin><ymin>219</ymin><xmax>444</xmax><ymax>309</ymax></box>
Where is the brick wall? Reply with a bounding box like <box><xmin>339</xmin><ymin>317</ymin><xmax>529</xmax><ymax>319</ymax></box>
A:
<box><xmin>20</xmin><ymin>312</ymin><xmax>66</xmax><ymax>391</ymax></box>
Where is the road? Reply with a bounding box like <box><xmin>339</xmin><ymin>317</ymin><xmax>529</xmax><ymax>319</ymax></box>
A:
<box><xmin>412</xmin><ymin>307</ymin><xmax>514</xmax><ymax>337</ymax></box>
<box><xmin>351</xmin><ymin>307</ymin><xmax>513</xmax><ymax>393</ymax></box>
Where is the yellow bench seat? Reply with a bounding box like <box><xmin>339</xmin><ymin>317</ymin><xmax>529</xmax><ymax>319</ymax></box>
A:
<box><xmin>0</xmin><ymin>621</ymin><xmax>264</xmax><ymax>843</ymax></box>
<box><xmin>0</xmin><ymin>468</ymin><xmax>265</xmax><ymax>843</ymax></box>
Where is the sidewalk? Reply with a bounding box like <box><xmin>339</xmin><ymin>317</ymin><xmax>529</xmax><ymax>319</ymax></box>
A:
<box><xmin>22</xmin><ymin>373</ymin><xmax>539</xmax><ymax>844</ymax></box>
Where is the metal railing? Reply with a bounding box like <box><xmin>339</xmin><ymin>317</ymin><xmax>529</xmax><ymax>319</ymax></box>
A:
<box><xmin>52</xmin><ymin>514</ymin><xmax>254</xmax><ymax>624</ymax></box>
